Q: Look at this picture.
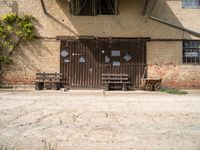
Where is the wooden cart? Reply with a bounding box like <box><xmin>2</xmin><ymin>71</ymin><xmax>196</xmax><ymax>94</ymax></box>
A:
<box><xmin>141</xmin><ymin>77</ymin><xmax>162</xmax><ymax>91</ymax></box>
<box><xmin>140</xmin><ymin>67</ymin><xmax>162</xmax><ymax>91</ymax></box>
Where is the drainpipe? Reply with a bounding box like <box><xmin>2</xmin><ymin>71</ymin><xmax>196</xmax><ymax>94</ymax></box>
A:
<box><xmin>145</xmin><ymin>0</ymin><xmax>200</xmax><ymax>37</ymax></box>
<box><xmin>150</xmin><ymin>16</ymin><xmax>200</xmax><ymax>37</ymax></box>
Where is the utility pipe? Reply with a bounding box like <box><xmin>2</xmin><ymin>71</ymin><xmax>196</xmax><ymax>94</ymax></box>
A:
<box><xmin>150</xmin><ymin>15</ymin><xmax>200</xmax><ymax>37</ymax></box>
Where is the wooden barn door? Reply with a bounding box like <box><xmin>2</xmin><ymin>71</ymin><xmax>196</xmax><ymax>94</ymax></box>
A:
<box><xmin>99</xmin><ymin>38</ymin><xmax>147</xmax><ymax>89</ymax></box>
<box><xmin>60</xmin><ymin>38</ymin><xmax>147</xmax><ymax>89</ymax></box>
<box><xmin>60</xmin><ymin>39</ymin><xmax>101</xmax><ymax>89</ymax></box>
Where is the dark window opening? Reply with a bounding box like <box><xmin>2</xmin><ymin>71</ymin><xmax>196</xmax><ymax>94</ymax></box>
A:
<box><xmin>183</xmin><ymin>40</ymin><xmax>200</xmax><ymax>64</ymax></box>
<box><xmin>70</xmin><ymin>0</ymin><xmax>118</xmax><ymax>16</ymax></box>
<box><xmin>97</xmin><ymin>0</ymin><xmax>115</xmax><ymax>15</ymax></box>
<box><xmin>79</xmin><ymin>0</ymin><xmax>95</xmax><ymax>16</ymax></box>
<box><xmin>73</xmin><ymin>0</ymin><xmax>95</xmax><ymax>16</ymax></box>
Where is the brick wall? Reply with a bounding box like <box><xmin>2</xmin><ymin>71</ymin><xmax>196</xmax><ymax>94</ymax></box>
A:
<box><xmin>147</xmin><ymin>41</ymin><xmax>200</xmax><ymax>89</ymax></box>
<box><xmin>0</xmin><ymin>39</ymin><xmax>60</xmax><ymax>85</ymax></box>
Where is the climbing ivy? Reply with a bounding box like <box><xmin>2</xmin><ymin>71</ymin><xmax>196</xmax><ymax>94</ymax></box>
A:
<box><xmin>0</xmin><ymin>14</ymin><xmax>35</xmax><ymax>70</ymax></box>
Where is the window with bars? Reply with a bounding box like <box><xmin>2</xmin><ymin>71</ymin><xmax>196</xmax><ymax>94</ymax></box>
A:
<box><xmin>97</xmin><ymin>0</ymin><xmax>116</xmax><ymax>15</ymax></box>
<box><xmin>182</xmin><ymin>0</ymin><xmax>200</xmax><ymax>8</ymax></box>
<box><xmin>70</xmin><ymin>0</ymin><xmax>118</xmax><ymax>16</ymax></box>
<box><xmin>183</xmin><ymin>40</ymin><xmax>200</xmax><ymax>64</ymax></box>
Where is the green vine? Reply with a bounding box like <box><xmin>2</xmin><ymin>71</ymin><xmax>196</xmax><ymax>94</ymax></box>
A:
<box><xmin>0</xmin><ymin>14</ymin><xmax>35</xmax><ymax>70</ymax></box>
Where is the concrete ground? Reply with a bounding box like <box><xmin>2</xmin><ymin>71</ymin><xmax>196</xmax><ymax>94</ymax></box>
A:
<box><xmin>0</xmin><ymin>90</ymin><xmax>200</xmax><ymax>150</ymax></box>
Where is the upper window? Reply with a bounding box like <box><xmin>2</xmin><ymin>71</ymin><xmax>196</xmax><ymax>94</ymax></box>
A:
<box><xmin>183</xmin><ymin>40</ymin><xmax>200</xmax><ymax>64</ymax></box>
<box><xmin>97</xmin><ymin>0</ymin><xmax>116</xmax><ymax>15</ymax></box>
<box><xmin>70</xmin><ymin>0</ymin><xmax>118</xmax><ymax>16</ymax></box>
<box><xmin>182</xmin><ymin>0</ymin><xmax>200</xmax><ymax>8</ymax></box>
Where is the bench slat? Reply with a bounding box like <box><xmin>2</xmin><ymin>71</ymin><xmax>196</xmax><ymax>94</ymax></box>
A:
<box><xmin>36</xmin><ymin>73</ymin><xmax>62</xmax><ymax>75</ymax></box>
<box><xmin>36</xmin><ymin>75</ymin><xmax>62</xmax><ymax>77</ymax></box>
<box><xmin>36</xmin><ymin>77</ymin><xmax>62</xmax><ymax>80</ymax></box>
<box><xmin>102</xmin><ymin>78</ymin><xmax>129</xmax><ymax>80</ymax></box>
<box><xmin>103</xmin><ymin>81</ymin><xmax>130</xmax><ymax>84</ymax></box>
<box><xmin>36</xmin><ymin>81</ymin><xmax>63</xmax><ymax>83</ymax></box>
<box><xmin>102</xmin><ymin>74</ymin><xmax>128</xmax><ymax>77</ymax></box>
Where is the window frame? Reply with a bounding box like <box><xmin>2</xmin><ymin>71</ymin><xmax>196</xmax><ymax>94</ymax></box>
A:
<box><xmin>183</xmin><ymin>40</ymin><xmax>200</xmax><ymax>65</ymax></box>
<box><xmin>70</xmin><ymin>0</ymin><xmax>118</xmax><ymax>16</ymax></box>
<box><xmin>182</xmin><ymin>0</ymin><xmax>200</xmax><ymax>9</ymax></box>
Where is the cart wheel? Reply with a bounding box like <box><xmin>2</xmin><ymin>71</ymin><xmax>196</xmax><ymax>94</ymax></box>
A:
<box><xmin>35</xmin><ymin>82</ymin><xmax>44</xmax><ymax>90</ymax></box>
<box><xmin>104</xmin><ymin>83</ymin><xmax>109</xmax><ymax>91</ymax></box>
<box><xmin>154</xmin><ymin>83</ymin><xmax>161</xmax><ymax>91</ymax></box>
<box><xmin>145</xmin><ymin>84</ymin><xmax>153</xmax><ymax>91</ymax></box>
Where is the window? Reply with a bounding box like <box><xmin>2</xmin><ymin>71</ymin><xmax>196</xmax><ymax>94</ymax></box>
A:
<box><xmin>183</xmin><ymin>40</ymin><xmax>200</xmax><ymax>64</ymax></box>
<box><xmin>97</xmin><ymin>0</ymin><xmax>116</xmax><ymax>15</ymax></box>
<box><xmin>76</xmin><ymin>0</ymin><xmax>95</xmax><ymax>16</ymax></box>
<box><xmin>70</xmin><ymin>0</ymin><xmax>118</xmax><ymax>16</ymax></box>
<box><xmin>182</xmin><ymin>0</ymin><xmax>200</xmax><ymax>8</ymax></box>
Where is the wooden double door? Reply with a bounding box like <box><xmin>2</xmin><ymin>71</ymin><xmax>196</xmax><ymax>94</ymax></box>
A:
<box><xmin>60</xmin><ymin>38</ymin><xmax>147</xmax><ymax>89</ymax></box>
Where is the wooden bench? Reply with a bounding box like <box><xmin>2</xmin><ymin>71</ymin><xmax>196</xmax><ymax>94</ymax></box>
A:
<box><xmin>35</xmin><ymin>72</ymin><xmax>63</xmax><ymax>90</ymax></box>
<box><xmin>102</xmin><ymin>74</ymin><xmax>130</xmax><ymax>91</ymax></box>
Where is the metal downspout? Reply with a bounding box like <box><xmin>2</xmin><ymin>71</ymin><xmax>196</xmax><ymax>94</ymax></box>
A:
<box><xmin>144</xmin><ymin>0</ymin><xmax>200</xmax><ymax>37</ymax></box>
<box><xmin>150</xmin><ymin>16</ymin><xmax>200</xmax><ymax>37</ymax></box>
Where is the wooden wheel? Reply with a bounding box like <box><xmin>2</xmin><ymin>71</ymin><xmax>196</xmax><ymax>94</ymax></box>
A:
<box><xmin>154</xmin><ymin>83</ymin><xmax>161</xmax><ymax>91</ymax></box>
<box><xmin>104</xmin><ymin>83</ymin><xmax>109</xmax><ymax>91</ymax></box>
<box><xmin>53</xmin><ymin>82</ymin><xmax>61</xmax><ymax>90</ymax></box>
<box><xmin>145</xmin><ymin>84</ymin><xmax>153</xmax><ymax>91</ymax></box>
<box><xmin>35</xmin><ymin>82</ymin><xmax>44</xmax><ymax>90</ymax></box>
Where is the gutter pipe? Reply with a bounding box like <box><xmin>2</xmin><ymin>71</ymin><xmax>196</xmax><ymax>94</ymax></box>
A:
<box><xmin>150</xmin><ymin>15</ymin><xmax>200</xmax><ymax>37</ymax></box>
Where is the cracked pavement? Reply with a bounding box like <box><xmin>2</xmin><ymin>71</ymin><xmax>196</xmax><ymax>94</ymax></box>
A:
<box><xmin>0</xmin><ymin>90</ymin><xmax>200</xmax><ymax>150</ymax></box>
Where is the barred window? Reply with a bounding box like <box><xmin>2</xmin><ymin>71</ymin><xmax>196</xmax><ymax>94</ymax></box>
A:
<box><xmin>97</xmin><ymin>0</ymin><xmax>116</xmax><ymax>15</ymax></box>
<box><xmin>70</xmin><ymin>0</ymin><xmax>118</xmax><ymax>16</ymax></box>
<box><xmin>182</xmin><ymin>0</ymin><xmax>200</xmax><ymax>8</ymax></box>
<box><xmin>183</xmin><ymin>40</ymin><xmax>200</xmax><ymax>64</ymax></box>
